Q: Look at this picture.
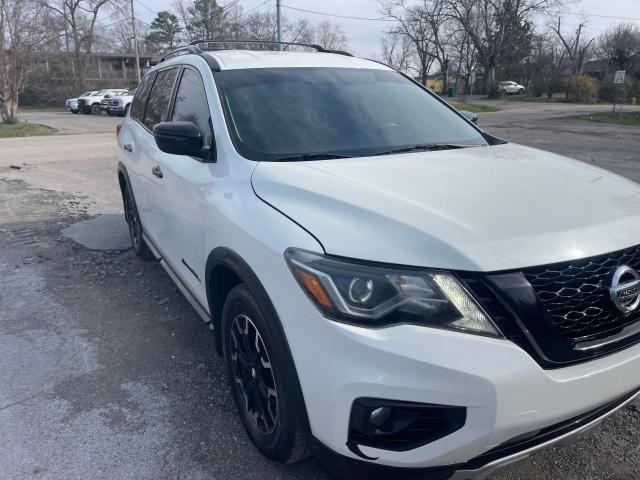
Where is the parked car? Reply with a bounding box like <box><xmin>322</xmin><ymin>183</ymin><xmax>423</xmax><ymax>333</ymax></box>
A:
<box><xmin>459</xmin><ymin>110</ymin><xmax>478</xmax><ymax>124</ymax></box>
<box><xmin>78</xmin><ymin>88</ymin><xmax>128</xmax><ymax>114</ymax></box>
<box><xmin>116</xmin><ymin>43</ymin><xmax>640</xmax><ymax>480</ymax></box>
<box><xmin>65</xmin><ymin>91</ymin><xmax>95</xmax><ymax>114</ymax></box>
<box><xmin>108</xmin><ymin>89</ymin><xmax>135</xmax><ymax>117</ymax></box>
<box><xmin>499</xmin><ymin>81</ymin><xmax>525</xmax><ymax>95</ymax></box>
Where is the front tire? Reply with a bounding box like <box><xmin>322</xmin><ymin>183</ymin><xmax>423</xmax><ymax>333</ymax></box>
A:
<box><xmin>91</xmin><ymin>103</ymin><xmax>101</xmax><ymax>115</ymax></box>
<box><xmin>124</xmin><ymin>185</ymin><xmax>155</xmax><ymax>260</ymax></box>
<box><xmin>222</xmin><ymin>284</ymin><xmax>309</xmax><ymax>464</ymax></box>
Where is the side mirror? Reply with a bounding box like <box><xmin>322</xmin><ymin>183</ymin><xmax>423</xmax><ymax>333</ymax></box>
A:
<box><xmin>153</xmin><ymin>121</ymin><xmax>213</xmax><ymax>161</ymax></box>
<box><xmin>459</xmin><ymin>110</ymin><xmax>478</xmax><ymax>124</ymax></box>
<box><xmin>104</xmin><ymin>94</ymin><xmax>111</xmax><ymax>98</ymax></box>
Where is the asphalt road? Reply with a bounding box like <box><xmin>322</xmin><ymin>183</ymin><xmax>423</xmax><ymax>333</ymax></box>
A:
<box><xmin>1</xmin><ymin>107</ymin><xmax>639</xmax><ymax>480</ymax></box>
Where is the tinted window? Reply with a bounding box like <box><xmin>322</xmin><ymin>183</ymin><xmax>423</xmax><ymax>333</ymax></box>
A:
<box><xmin>144</xmin><ymin>68</ymin><xmax>178</xmax><ymax>130</ymax></box>
<box><xmin>171</xmin><ymin>68</ymin><xmax>212</xmax><ymax>147</ymax></box>
<box><xmin>216</xmin><ymin>68</ymin><xmax>487</xmax><ymax>161</ymax></box>
<box><xmin>130</xmin><ymin>72</ymin><xmax>156</xmax><ymax>120</ymax></box>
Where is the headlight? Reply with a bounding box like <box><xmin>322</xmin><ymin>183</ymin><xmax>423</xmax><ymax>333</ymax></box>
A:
<box><xmin>285</xmin><ymin>248</ymin><xmax>501</xmax><ymax>337</ymax></box>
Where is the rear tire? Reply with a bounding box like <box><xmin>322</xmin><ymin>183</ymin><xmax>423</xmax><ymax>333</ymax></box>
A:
<box><xmin>124</xmin><ymin>184</ymin><xmax>155</xmax><ymax>260</ymax></box>
<box><xmin>222</xmin><ymin>284</ymin><xmax>309</xmax><ymax>464</ymax></box>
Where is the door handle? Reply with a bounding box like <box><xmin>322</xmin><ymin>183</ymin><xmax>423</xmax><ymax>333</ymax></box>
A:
<box><xmin>123</xmin><ymin>143</ymin><xmax>133</xmax><ymax>152</ymax></box>
<box><xmin>152</xmin><ymin>165</ymin><xmax>163</xmax><ymax>179</ymax></box>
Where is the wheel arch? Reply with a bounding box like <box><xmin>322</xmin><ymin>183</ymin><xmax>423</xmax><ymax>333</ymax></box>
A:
<box><xmin>205</xmin><ymin>246</ymin><xmax>312</xmax><ymax>446</ymax></box>
<box><xmin>117</xmin><ymin>162</ymin><xmax>130</xmax><ymax>221</ymax></box>
<box><xmin>206</xmin><ymin>247</ymin><xmax>274</xmax><ymax>356</ymax></box>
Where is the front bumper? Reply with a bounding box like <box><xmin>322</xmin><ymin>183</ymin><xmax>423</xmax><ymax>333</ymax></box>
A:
<box><xmin>285</xmin><ymin>316</ymin><xmax>640</xmax><ymax>471</ymax></box>
<box><xmin>108</xmin><ymin>106</ymin><xmax>125</xmax><ymax>115</ymax></box>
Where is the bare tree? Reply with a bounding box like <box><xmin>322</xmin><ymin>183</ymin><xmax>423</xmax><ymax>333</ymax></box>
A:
<box><xmin>597</xmin><ymin>22</ymin><xmax>640</xmax><ymax>76</ymax></box>
<box><xmin>550</xmin><ymin>17</ymin><xmax>594</xmax><ymax>76</ymax></box>
<box><xmin>448</xmin><ymin>0</ymin><xmax>556</xmax><ymax>92</ymax></box>
<box><xmin>381</xmin><ymin>31</ymin><xmax>413</xmax><ymax>73</ymax></box>
<box><xmin>0</xmin><ymin>0</ymin><xmax>48</xmax><ymax>122</ymax></box>
<box><xmin>381</xmin><ymin>1</ymin><xmax>435</xmax><ymax>84</ymax></box>
<box><xmin>242</xmin><ymin>9</ymin><xmax>277</xmax><ymax>42</ymax></box>
<box><xmin>311</xmin><ymin>20</ymin><xmax>347</xmax><ymax>51</ymax></box>
<box><xmin>110</xmin><ymin>15</ymin><xmax>149</xmax><ymax>54</ymax></box>
<box><xmin>41</xmin><ymin>0</ymin><xmax>116</xmax><ymax>89</ymax></box>
<box><xmin>450</xmin><ymin>25</ymin><xmax>476</xmax><ymax>94</ymax></box>
<box><xmin>422</xmin><ymin>0</ymin><xmax>454</xmax><ymax>94</ymax></box>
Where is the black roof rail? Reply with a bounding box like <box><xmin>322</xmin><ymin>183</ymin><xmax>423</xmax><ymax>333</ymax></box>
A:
<box><xmin>189</xmin><ymin>39</ymin><xmax>354</xmax><ymax>57</ymax></box>
<box><xmin>156</xmin><ymin>39</ymin><xmax>354</xmax><ymax>72</ymax></box>
<box><xmin>158</xmin><ymin>44</ymin><xmax>222</xmax><ymax>71</ymax></box>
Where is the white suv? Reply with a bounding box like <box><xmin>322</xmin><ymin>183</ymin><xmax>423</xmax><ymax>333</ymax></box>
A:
<box><xmin>116</xmin><ymin>42</ymin><xmax>640</xmax><ymax>480</ymax></box>
<box><xmin>498</xmin><ymin>81</ymin><xmax>525</xmax><ymax>95</ymax></box>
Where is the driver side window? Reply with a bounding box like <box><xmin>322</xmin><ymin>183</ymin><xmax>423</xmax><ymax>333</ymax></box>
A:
<box><xmin>171</xmin><ymin>68</ymin><xmax>213</xmax><ymax>148</ymax></box>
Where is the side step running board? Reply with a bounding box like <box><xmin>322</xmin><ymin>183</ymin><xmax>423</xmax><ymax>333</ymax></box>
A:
<box><xmin>142</xmin><ymin>232</ymin><xmax>212</xmax><ymax>327</ymax></box>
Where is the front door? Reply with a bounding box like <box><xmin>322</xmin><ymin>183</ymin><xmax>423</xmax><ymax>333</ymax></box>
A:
<box><xmin>153</xmin><ymin>66</ymin><xmax>215</xmax><ymax>304</ymax></box>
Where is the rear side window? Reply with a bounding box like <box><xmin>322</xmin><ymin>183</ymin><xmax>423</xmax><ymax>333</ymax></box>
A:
<box><xmin>130</xmin><ymin>72</ymin><xmax>156</xmax><ymax>121</ymax></box>
<box><xmin>171</xmin><ymin>68</ymin><xmax>212</xmax><ymax>148</ymax></box>
<box><xmin>144</xmin><ymin>68</ymin><xmax>178</xmax><ymax>130</ymax></box>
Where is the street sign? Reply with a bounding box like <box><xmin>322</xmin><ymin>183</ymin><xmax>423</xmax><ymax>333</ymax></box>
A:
<box><xmin>614</xmin><ymin>70</ymin><xmax>626</xmax><ymax>84</ymax></box>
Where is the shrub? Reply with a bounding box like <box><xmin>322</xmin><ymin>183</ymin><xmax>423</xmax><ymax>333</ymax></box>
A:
<box><xmin>530</xmin><ymin>83</ymin><xmax>546</xmax><ymax>97</ymax></box>
<box><xmin>567</xmin><ymin>75</ymin><xmax>599</xmax><ymax>104</ymax></box>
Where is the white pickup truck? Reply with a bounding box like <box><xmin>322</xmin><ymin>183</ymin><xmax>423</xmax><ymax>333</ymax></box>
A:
<box><xmin>107</xmin><ymin>90</ymin><xmax>135</xmax><ymax>117</ymax></box>
<box><xmin>77</xmin><ymin>89</ymin><xmax>128</xmax><ymax>114</ymax></box>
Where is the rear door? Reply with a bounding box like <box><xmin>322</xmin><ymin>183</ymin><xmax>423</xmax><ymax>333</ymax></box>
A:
<box><xmin>133</xmin><ymin>67</ymin><xmax>180</xmax><ymax>249</ymax></box>
<box><xmin>153</xmin><ymin>66</ymin><xmax>215</xmax><ymax>301</ymax></box>
<box><xmin>122</xmin><ymin>71</ymin><xmax>157</xmax><ymax>235</ymax></box>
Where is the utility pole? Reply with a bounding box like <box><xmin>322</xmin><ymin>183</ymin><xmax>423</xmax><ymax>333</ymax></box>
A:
<box><xmin>130</xmin><ymin>0</ymin><xmax>141</xmax><ymax>83</ymax></box>
<box><xmin>276</xmin><ymin>0</ymin><xmax>282</xmax><ymax>46</ymax></box>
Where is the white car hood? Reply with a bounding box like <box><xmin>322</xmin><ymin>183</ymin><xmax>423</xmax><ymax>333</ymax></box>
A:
<box><xmin>252</xmin><ymin>143</ymin><xmax>640</xmax><ymax>271</ymax></box>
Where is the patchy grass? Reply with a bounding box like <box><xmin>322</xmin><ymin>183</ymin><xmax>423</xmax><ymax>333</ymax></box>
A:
<box><xmin>503</xmin><ymin>93</ymin><xmax>565</xmax><ymax>103</ymax></box>
<box><xmin>449</xmin><ymin>101</ymin><xmax>498</xmax><ymax>113</ymax></box>
<box><xmin>572</xmin><ymin>112</ymin><xmax>640</xmax><ymax>127</ymax></box>
<box><xmin>0</xmin><ymin>122</ymin><xmax>56</xmax><ymax>138</ymax></box>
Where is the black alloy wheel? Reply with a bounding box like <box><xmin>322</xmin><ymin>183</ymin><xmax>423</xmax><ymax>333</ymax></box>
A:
<box><xmin>229</xmin><ymin>313</ymin><xmax>278</xmax><ymax>436</ymax></box>
<box><xmin>124</xmin><ymin>186</ymin><xmax>154</xmax><ymax>260</ymax></box>
<box><xmin>222</xmin><ymin>284</ymin><xmax>309</xmax><ymax>464</ymax></box>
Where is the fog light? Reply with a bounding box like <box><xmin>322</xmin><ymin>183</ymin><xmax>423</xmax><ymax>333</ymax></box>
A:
<box><xmin>348</xmin><ymin>398</ymin><xmax>466</xmax><ymax>453</ymax></box>
<box><xmin>369</xmin><ymin>406</ymin><xmax>391</xmax><ymax>427</ymax></box>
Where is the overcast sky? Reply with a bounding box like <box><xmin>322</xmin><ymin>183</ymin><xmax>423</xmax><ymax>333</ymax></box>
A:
<box><xmin>136</xmin><ymin>0</ymin><xmax>640</xmax><ymax>58</ymax></box>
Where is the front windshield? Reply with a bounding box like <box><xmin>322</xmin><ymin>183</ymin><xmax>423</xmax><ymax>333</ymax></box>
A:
<box><xmin>93</xmin><ymin>90</ymin><xmax>107</xmax><ymax>96</ymax></box>
<box><xmin>216</xmin><ymin>67</ymin><xmax>487</xmax><ymax>161</ymax></box>
<box><xmin>80</xmin><ymin>91</ymin><xmax>93</xmax><ymax>96</ymax></box>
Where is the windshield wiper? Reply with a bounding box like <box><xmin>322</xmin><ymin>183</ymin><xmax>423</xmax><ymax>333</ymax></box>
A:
<box><xmin>373</xmin><ymin>144</ymin><xmax>481</xmax><ymax>156</ymax></box>
<box><xmin>272</xmin><ymin>153</ymin><xmax>353</xmax><ymax>162</ymax></box>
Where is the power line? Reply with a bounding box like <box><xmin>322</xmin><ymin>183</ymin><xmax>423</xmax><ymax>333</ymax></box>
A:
<box><xmin>282</xmin><ymin>5</ymin><xmax>394</xmax><ymax>22</ymax></box>
<box><xmin>283</xmin><ymin>4</ymin><xmax>640</xmax><ymax>23</ymax></box>
<box><xmin>554</xmin><ymin>11</ymin><xmax>640</xmax><ymax>22</ymax></box>
<box><xmin>244</xmin><ymin>0</ymin><xmax>270</xmax><ymax>16</ymax></box>
<box><xmin>134</xmin><ymin>0</ymin><xmax>157</xmax><ymax>15</ymax></box>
